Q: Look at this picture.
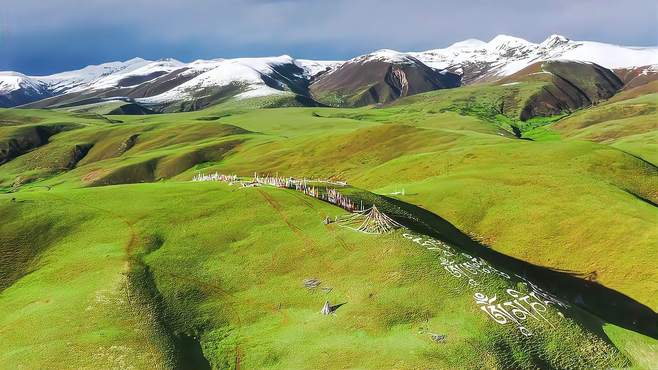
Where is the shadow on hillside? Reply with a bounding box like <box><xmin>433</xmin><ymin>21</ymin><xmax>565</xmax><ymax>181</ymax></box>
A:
<box><xmin>382</xmin><ymin>196</ymin><xmax>658</xmax><ymax>340</ymax></box>
<box><xmin>128</xmin><ymin>257</ymin><xmax>211</xmax><ymax>369</ymax></box>
<box><xmin>330</xmin><ymin>302</ymin><xmax>347</xmax><ymax>313</ymax></box>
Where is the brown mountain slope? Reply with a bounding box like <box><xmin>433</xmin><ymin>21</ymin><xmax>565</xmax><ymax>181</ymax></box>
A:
<box><xmin>614</xmin><ymin>65</ymin><xmax>658</xmax><ymax>91</ymax></box>
<box><xmin>310</xmin><ymin>51</ymin><xmax>460</xmax><ymax>107</ymax></box>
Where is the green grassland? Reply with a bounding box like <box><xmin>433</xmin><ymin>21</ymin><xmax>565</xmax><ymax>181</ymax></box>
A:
<box><xmin>548</xmin><ymin>92</ymin><xmax>658</xmax><ymax>164</ymax></box>
<box><xmin>0</xmin><ymin>183</ymin><xmax>641</xmax><ymax>368</ymax></box>
<box><xmin>1</xmin><ymin>81</ymin><xmax>657</xmax><ymax>368</ymax></box>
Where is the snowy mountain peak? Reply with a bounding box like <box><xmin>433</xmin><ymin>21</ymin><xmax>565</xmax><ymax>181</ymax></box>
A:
<box><xmin>541</xmin><ymin>34</ymin><xmax>570</xmax><ymax>47</ymax></box>
<box><xmin>448</xmin><ymin>38</ymin><xmax>487</xmax><ymax>49</ymax></box>
<box><xmin>354</xmin><ymin>49</ymin><xmax>415</xmax><ymax>64</ymax></box>
<box><xmin>89</xmin><ymin>59</ymin><xmax>186</xmax><ymax>90</ymax></box>
<box><xmin>412</xmin><ymin>34</ymin><xmax>658</xmax><ymax>83</ymax></box>
<box><xmin>233</xmin><ymin>55</ymin><xmax>296</xmax><ymax>68</ymax></box>
<box><xmin>0</xmin><ymin>72</ymin><xmax>46</xmax><ymax>95</ymax></box>
<box><xmin>136</xmin><ymin>55</ymin><xmax>314</xmax><ymax>106</ymax></box>
<box><xmin>488</xmin><ymin>35</ymin><xmax>533</xmax><ymax>49</ymax></box>
<box><xmin>0</xmin><ymin>71</ymin><xmax>28</xmax><ymax>79</ymax></box>
<box><xmin>124</xmin><ymin>57</ymin><xmax>148</xmax><ymax>64</ymax></box>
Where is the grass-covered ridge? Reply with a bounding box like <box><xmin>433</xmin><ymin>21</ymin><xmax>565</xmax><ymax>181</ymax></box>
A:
<box><xmin>0</xmin><ymin>81</ymin><xmax>656</xmax><ymax>367</ymax></box>
<box><xmin>0</xmin><ymin>183</ymin><xmax>645</xmax><ymax>368</ymax></box>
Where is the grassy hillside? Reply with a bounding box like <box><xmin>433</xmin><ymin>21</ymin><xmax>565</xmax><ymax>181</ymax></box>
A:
<box><xmin>545</xmin><ymin>92</ymin><xmax>658</xmax><ymax>165</ymax></box>
<box><xmin>1</xmin><ymin>93</ymin><xmax>656</xmax><ymax>309</ymax></box>
<box><xmin>1</xmin><ymin>81</ymin><xmax>656</xmax><ymax>367</ymax></box>
<box><xmin>0</xmin><ymin>183</ymin><xmax>643</xmax><ymax>368</ymax></box>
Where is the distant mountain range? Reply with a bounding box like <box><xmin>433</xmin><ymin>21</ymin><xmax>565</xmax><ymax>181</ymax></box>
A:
<box><xmin>1</xmin><ymin>34</ymin><xmax>656</xmax><ymax>111</ymax></box>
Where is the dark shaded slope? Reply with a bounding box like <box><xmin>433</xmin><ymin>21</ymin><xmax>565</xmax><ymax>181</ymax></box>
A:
<box><xmin>498</xmin><ymin>61</ymin><xmax>623</xmax><ymax>120</ymax></box>
<box><xmin>263</xmin><ymin>62</ymin><xmax>311</xmax><ymax>96</ymax></box>
<box><xmin>0</xmin><ymin>89</ymin><xmax>52</xmax><ymax>108</ymax></box>
<box><xmin>0</xmin><ymin>125</ymin><xmax>70</xmax><ymax>164</ymax></box>
<box><xmin>108</xmin><ymin>103</ymin><xmax>155</xmax><ymax>115</ymax></box>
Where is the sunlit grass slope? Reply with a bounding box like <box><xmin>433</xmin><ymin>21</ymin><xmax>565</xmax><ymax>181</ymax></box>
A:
<box><xmin>0</xmin><ymin>183</ymin><xmax>638</xmax><ymax>368</ymax></box>
<box><xmin>1</xmin><ymin>81</ymin><xmax>657</xmax><ymax>368</ymax></box>
<box><xmin>547</xmin><ymin>92</ymin><xmax>658</xmax><ymax>164</ymax></box>
<box><xmin>1</xmin><ymin>85</ymin><xmax>656</xmax><ymax>311</ymax></box>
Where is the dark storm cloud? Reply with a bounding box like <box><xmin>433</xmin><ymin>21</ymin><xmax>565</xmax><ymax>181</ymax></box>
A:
<box><xmin>1</xmin><ymin>0</ymin><xmax>656</xmax><ymax>74</ymax></box>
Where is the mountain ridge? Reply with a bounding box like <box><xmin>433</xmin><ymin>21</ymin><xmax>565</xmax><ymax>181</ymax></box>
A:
<box><xmin>1</xmin><ymin>34</ymin><xmax>656</xmax><ymax>110</ymax></box>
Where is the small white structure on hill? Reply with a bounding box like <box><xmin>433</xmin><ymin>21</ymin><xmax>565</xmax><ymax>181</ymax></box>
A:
<box><xmin>320</xmin><ymin>301</ymin><xmax>332</xmax><ymax>315</ymax></box>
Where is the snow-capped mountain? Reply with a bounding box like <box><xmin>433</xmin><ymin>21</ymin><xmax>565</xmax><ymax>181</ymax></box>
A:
<box><xmin>309</xmin><ymin>49</ymin><xmax>460</xmax><ymax>106</ymax></box>
<box><xmin>0</xmin><ymin>72</ymin><xmax>47</xmax><ymax>95</ymax></box>
<box><xmin>349</xmin><ymin>49</ymin><xmax>423</xmax><ymax>65</ymax></box>
<box><xmin>40</xmin><ymin>58</ymin><xmax>155</xmax><ymax>94</ymax></box>
<box><xmin>0</xmin><ymin>72</ymin><xmax>51</xmax><ymax>107</ymax></box>
<box><xmin>614</xmin><ymin>64</ymin><xmax>658</xmax><ymax>90</ymax></box>
<box><xmin>1</xmin><ymin>34</ymin><xmax>656</xmax><ymax>110</ymax></box>
<box><xmin>138</xmin><ymin>55</ymin><xmax>345</xmax><ymax>106</ymax></box>
<box><xmin>138</xmin><ymin>56</ymin><xmax>294</xmax><ymax>105</ymax></box>
<box><xmin>78</xmin><ymin>58</ymin><xmax>185</xmax><ymax>91</ymax></box>
<box><xmin>411</xmin><ymin>34</ymin><xmax>658</xmax><ymax>83</ymax></box>
<box><xmin>0</xmin><ymin>58</ymin><xmax>186</xmax><ymax>107</ymax></box>
<box><xmin>135</xmin><ymin>55</ymin><xmax>336</xmax><ymax>111</ymax></box>
<box><xmin>14</xmin><ymin>55</ymin><xmax>323</xmax><ymax>111</ymax></box>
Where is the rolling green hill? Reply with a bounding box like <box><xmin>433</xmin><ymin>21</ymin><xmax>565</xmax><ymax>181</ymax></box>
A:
<box><xmin>1</xmin><ymin>80</ymin><xmax>656</xmax><ymax>368</ymax></box>
<box><xmin>0</xmin><ymin>183</ymin><xmax>647</xmax><ymax>369</ymax></box>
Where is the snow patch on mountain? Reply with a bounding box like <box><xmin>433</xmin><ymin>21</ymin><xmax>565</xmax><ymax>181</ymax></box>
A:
<box><xmin>89</xmin><ymin>58</ymin><xmax>185</xmax><ymax>89</ymax></box>
<box><xmin>641</xmin><ymin>64</ymin><xmax>658</xmax><ymax>74</ymax></box>
<box><xmin>295</xmin><ymin>59</ymin><xmax>342</xmax><ymax>77</ymax></box>
<box><xmin>0</xmin><ymin>72</ymin><xmax>46</xmax><ymax>95</ymax></box>
<box><xmin>555</xmin><ymin>41</ymin><xmax>658</xmax><ymax>69</ymax></box>
<box><xmin>540</xmin><ymin>34</ymin><xmax>570</xmax><ymax>48</ymax></box>
<box><xmin>487</xmin><ymin>34</ymin><xmax>534</xmax><ymax>50</ymax></box>
<box><xmin>39</xmin><ymin>58</ymin><xmax>152</xmax><ymax>93</ymax></box>
<box><xmin>235</xmin><ymin>86</ymin><xmax>287</xmax><ymax>99</ymax></box>
<box><xmin>352</xmin><ymin>49</ymin><xmax>417</xmax><ymax>64</ymax></box>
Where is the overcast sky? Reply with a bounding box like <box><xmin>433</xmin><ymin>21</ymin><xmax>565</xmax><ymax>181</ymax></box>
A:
<box><xmin>1</xmin><ymin>0</ymin><xmax>657</xmax><ymax>75</ymax></box>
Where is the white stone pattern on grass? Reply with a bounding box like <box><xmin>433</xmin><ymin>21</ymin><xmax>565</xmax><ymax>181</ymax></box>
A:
<box><xmin>401</xmin><ymin>232</ymin><xmax>569</xmax><ymax>337</ymax></box>
<box><xmin>474</xmin><ymin>289</ymin><xmax>557</xmax><ymax>337</ymax></box>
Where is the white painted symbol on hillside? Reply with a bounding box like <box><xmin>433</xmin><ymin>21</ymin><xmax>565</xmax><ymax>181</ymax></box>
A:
<box><xmin>401</xmin><ymin>232</ymin><xmax>568</xmax><ymax>337</ymax></box>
